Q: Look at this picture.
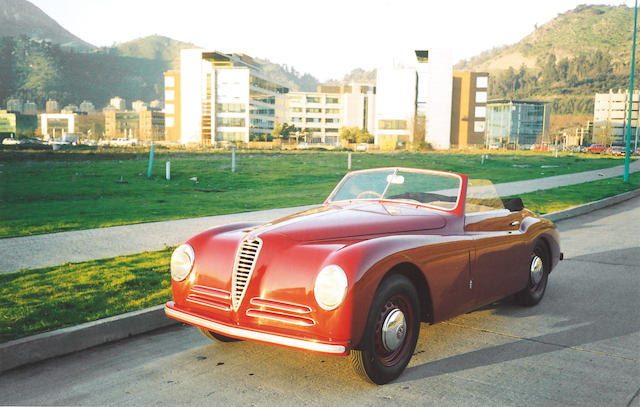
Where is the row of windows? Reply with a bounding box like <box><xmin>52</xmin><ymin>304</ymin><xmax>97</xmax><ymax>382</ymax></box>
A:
<box><xmin>291</xmin><ymin>117</ymin><xmax>342</xmax><ymax>124</ymax></box>
<box><xmin>378</xmin><ymin>120</ymin><xmax>408</xmax><ymax>130</ymax></box>
<box><xmin>216</xmin><ymin>117</ymin><xmax>245</xmax><ymax>127</ymax></box>
<box><xmin>217</xmin><ymin>103</ymin><xmax>246</xmax><ymax>113</ymax></box>
<box><xmin>288</xmin><ymin>96</ymin><xmax>342</xmax><ymax>104</ymax></box>
<box><xmin>289</xmin><ymin>107</ymin><xmax>341</xmax><ymax>114</ymax></box>
<box><xmin>250</xmin><ymin>108</ymin><xmax>275</xmax><ymax>115</ymax></box>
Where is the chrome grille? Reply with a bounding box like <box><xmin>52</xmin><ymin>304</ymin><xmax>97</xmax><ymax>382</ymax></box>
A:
<box><xmin>231</xmin><ymin>238</ymin><xmax>263</xmax><ymax>311</ymax></box>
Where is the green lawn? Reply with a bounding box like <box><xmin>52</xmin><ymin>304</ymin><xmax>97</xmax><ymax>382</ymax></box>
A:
<box><xmin>0</xmin><ymin>247</ymin><xmax>173</xmax><ymax>343</ymax></box>
<box><xmin>0</xmin><ymin>148</ymin><xmax>630</xmax><ymax>238</ymax></box>
<box><xmin>1</xmin><ymin>171</ymin><xmax>639</xmax><ymax>343</ymax></box>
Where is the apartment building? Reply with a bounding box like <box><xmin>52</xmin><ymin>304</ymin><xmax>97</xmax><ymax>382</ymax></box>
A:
<box><xmin>164</xmin><ymin>71</ymin><xmax>181</xmax><ymax>142</ymax></box>
<box><xmin>593</xmin><ymin>89</ymin><xmax>640</xmax><ymax>146</ymax></box>
<box><xmin>104</xmin><ymin>110</ymin><xmax>164</xmax><ymax>142</ymax></box>
<box><xmin>286</xmin><ymin>83</ymin><xmax>375</xmax><ymax>145</ymax></box>
<box><xmin>450</xmin><ymin>71</ymin><xmax>489</xmax><ymax>148</ymax></box>
<box><xmin>375</xmin><ymin>49</ymin><xmax>453</xmax><ymax>150</ymax></box>
<box><xmin>177</xmin><ymin>49</ymin><xmax>288</xmax><ymax>144</ymax></box>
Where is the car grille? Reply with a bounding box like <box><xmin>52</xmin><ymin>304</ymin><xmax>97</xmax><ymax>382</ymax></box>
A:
<box><xmin>246</xmin><ymin>297</ymin><xmax>315</xmax><ymax>327</ymax></box>
<box><xmin>231</xmin><ymin>238</ymin><xmax>263</xmax><ymax>311</ymax></box>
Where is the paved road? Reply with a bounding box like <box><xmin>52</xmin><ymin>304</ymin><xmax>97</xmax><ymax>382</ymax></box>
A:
<box><xmin>2</xmin><ymin>160</ymin><xmax>639</xmax><ymax>274</ymax></box>
<box><xmin>1</xmin><ymin>195</ymin><xmax>638</xmax><ymax>406</ymax></box>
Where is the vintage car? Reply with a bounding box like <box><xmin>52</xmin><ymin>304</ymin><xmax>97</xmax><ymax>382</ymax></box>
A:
<box><xmin>165</xmin><ymin>167</ymin><xmax>562</xmax><ymax>384</ymax></box>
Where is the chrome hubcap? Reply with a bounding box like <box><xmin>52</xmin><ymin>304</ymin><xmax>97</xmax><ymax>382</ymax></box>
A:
<box><xmin>530</xmin><ymin>255</ymin><xmax>543</xmax><ymax>285</ymax></box>
<box><xmin>381</xmin><ymin>308</ymin><xmax>406</xmax><ymax>352</ymax></box>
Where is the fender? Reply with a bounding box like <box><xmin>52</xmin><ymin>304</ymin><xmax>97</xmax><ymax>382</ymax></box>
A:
<box><xmin>322</xmin><ymin>233</ymin><xmax>474</xmax><ymax>348</ymax></box>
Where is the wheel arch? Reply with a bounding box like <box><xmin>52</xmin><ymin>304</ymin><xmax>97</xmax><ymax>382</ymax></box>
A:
<box><xmin>382</xmin><ymin>262</ymin><xmax>434</xmax><ymax>324</ymax></box>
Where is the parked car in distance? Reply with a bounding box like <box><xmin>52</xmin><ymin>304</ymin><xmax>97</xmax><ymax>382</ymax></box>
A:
<box><xmin>165</xmin><ymin>167</ymin><xmax>562</xmax><ymax>384</ymax></box>
<box><xmin>356</xmin><ymin>143</ymin><xmax>369</xmax><ymax>151</ymax></box>
<box><xmin>585</xmin><ymin>144</ymin><xmax>606</xmax><ymax>153</ymax></box>
<box><xmin>608</xmin><ymin>146</ymin><xmax>627</xmax><ymax>156</ymax></box>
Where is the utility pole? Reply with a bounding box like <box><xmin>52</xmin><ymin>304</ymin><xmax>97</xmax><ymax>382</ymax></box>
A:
<box><xmin>625</xmin><ymin>0</ymin><xmax>638</xmax><ymax>182</ymax></box>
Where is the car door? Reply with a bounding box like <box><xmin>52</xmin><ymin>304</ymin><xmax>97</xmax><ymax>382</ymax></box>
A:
<box><xmin>465</xmin><ymin>208</ymin><xmax>529</xmax><ymax>306</ymax></box>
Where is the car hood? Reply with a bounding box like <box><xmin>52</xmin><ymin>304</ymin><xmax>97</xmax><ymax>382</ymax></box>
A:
<box><xmin>248</xmin><ymin>202</ymin><xmax>447</xmax><ymax>242</ymax></box>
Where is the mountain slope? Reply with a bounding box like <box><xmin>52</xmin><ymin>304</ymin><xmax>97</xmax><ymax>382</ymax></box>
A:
<box><xmin>115</xmin><ymin>35</ymin><xmax>198</xmax><ymax>70</ymax></box>
<box><xmin>457</xmin><ymin>4</ymin><xmax>634</xmax><ymax>72</ymax></box>
<box><xmin>0</xmin><ymin>0</ymin><xmax>95</xmax><ymax>51</ymax></box>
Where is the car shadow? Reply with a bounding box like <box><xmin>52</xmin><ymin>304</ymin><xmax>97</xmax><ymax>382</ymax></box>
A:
<box><xmin>398</xmin><ymin>247</ymin><xmax>640</xmax><ymax>383</ymax></box>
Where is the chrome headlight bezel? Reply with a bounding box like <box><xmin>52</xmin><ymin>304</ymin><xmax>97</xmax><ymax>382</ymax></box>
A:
<box><xmin>171</xmin><ymin>244</ymin><xmax>195</xmax><ymax>281</ymax></box>
<box><xmin>314</xmin><ymin>265</ymin><xmax>348</xmax><ymax>311</ymax></box>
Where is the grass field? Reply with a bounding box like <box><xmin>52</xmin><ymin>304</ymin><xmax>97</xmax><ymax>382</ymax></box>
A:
<box><xmin>1</xmin><ymin>171</ymin><xmax>639</xmax><ymax>343</ymax></box>
<box><xmin>0</xmin><ymin>148</ymin><xmax>630</xmax><ymax>238</ymax></box>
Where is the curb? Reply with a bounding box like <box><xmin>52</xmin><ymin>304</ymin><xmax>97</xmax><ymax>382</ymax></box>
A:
<box><xmin>2</xmin><ymin>188</ymin><xmax>639</xmax><ymax>374</ymax></box>
<box><xmin>0</xmin><ymin>305</ymin><xmax>178</xmax><ymax>374</ymax></box>
<box><xmin>542</xmin><ymin>188</ymin><xmax>640</xmax><ymax>222</ymax></box>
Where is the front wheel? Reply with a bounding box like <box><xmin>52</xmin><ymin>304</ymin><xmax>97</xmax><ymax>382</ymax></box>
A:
<box><xmin>515</xmin><ymin>241</ymin><xmax>549</xmax><ymax>306</ymax></box>
<box><xmin>350</xmin><ymin>274</ymin><xmax>420</xmax><ymax>384</ymax></box>
<box><xmin>197</xmin><ymin>327</ymin><xmax>242</xmax><ymax>342</ymax></box>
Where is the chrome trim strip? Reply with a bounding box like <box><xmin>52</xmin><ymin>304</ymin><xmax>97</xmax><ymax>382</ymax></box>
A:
<box><xmin>191</xmin><ymin>285</ymin><xmax>231</xmax><ymax>300</ymax></box>
<box><xmin>246</xmin><ymin>309</ymin><xmax>315</xmax><ymax>327</ymax></box>
<box><xmin>249</xmin><ymin>297</ymin><xmax>312</xmax><ymax>314</ymax></box>
<box><xmin>186</xmin><ymin>295</ymin><xmax>231</xmax><ymax>312</ymax></box>
<box><xmin>165</xmin><ymin>305</ymin><xmax>345</xmax><ymax>354</ymax></box>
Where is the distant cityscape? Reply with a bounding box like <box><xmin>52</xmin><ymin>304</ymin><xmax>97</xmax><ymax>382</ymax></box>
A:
<box><xmin>0</xmin><ymin>48</ymin><xmax>638</xmax><ymax>150</ymax></box>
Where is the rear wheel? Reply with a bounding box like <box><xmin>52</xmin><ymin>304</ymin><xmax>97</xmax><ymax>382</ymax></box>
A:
<box><xmin>515</xmin><ymin>241</ymin><xmax>549</xmax><ymax>306</ymax></box>
<box><xmin>197</xmin><ymin>327</ymin><xmax>242</xmax><ymax>342</ymax></box>
<box><xmin>350</xmin><ymin>274</ymin><xmax>420</xmax><ymax>384</ymax></box>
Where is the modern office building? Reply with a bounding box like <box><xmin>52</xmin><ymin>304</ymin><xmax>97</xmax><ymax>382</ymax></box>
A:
<box><xmin>450</xmin><ymin>71</ymin><xmax>489</xmax><ymax>148</ymax></box>
<box><xmin>164</xmin><ymin>71</ymin><xmax>181</xmax><ymax>142</ymax></box>
<box><xmin>375</xmin><ymin>49</ymin><xmax>453</xmax><ymax>150</ymax></box>
<box><xmin>286</xmin><ymin>83</ymin><xmax>375</xmax><ymax>145</ymax></box>
<box><xmin>593</xmin><ymin>89</ymin><xmax>640</xmax><ymax>146</ymax></box>
<box><xmin>176</xmin><ymin>49</ymin><xmax>288</xmax><ymax>144</ymax></box>
<box><xmin>485</xmin><ymin>100</ymin><xmax>550</xmax><ymax>147</ymax></box>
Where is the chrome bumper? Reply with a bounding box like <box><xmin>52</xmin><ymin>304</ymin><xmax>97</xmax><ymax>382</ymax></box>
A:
<box><xmin>164</xmin><ymin>302</ymin><xmax>347</xmax><ymax>355</ymax></box>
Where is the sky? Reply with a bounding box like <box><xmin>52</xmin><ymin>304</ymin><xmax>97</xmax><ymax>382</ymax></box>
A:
<box><xmin>28</xmin><ymin>0</ymin><xmax>635</xmax><ymax>82</ymax></box>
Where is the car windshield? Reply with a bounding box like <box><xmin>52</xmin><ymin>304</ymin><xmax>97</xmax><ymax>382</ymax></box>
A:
<box><xmin>327</xmin><ymin>168</ymin><xmax>461</xmax><ymax>210</ymax></box>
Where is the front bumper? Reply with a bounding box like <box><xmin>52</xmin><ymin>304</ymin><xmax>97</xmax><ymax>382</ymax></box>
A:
<box><xmin>164</xmin><ymin>301</ymin><xmax>348</xmax><ymax>355</ymax></box>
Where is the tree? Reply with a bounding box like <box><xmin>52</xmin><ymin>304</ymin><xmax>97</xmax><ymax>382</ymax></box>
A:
<box><xmin>339</xmin><ymin>126</ymin><xmax>373</xmax><ymax>144</ymax></box>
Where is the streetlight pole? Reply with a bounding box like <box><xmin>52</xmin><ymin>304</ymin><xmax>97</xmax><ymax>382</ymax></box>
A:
<box><xmin>625</xmin><ymin>0</ymin><xmax>638</xmax><ymax>183</ymax></box>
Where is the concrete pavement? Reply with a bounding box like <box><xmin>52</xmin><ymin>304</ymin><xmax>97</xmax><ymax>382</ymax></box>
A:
<box><xmin>1</xmin><ymin>159</ymin><xmax>639</xmax><ymax>274</ymax></box>
<box><xmin>1</xmin><ymin>194</ymin><xmax>638</xmax><ymax>406</ymax></box>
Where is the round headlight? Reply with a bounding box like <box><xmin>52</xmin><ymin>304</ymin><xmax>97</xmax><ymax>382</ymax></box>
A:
<box><xmin>171</xmin><ymin>244</ymin><xmax>195</xmax><ymax>281</ymax></box>
<box><xmin>314</xmin><ymin>265</ymin><xmax>348</xmax><ymax>311</ymax></box>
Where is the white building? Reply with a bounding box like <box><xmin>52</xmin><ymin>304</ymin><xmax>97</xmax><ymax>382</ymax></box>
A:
<box><xmin>285</xmin><ymin>83</ymin><xmax>375</xmax><ymax>145</ymax></box>
<box><xmin>178</xmin><ymin>49</ymin><xmax>288</xmax><ymax>144</ymax></box>
<box><xmin>6</xmin><ymin>98</ymin><xmax>22</xmax><ymax>113</ymax></box>
<box><xmin>110</xmin><ymin>97</ymin><xmax>126</xmax><ymax>111</ymax></box>
<box><xmin>593</xmin><ymin>89</ymin><xmax>640</xmax><ymax>146</ymax></box>
<box><xmin>132</xmin><ymin>100</ymin><xmax>148</xmax><ymax>112</ymax></box>
<box><xmin>46</xmin><ymin>100</ymin><xmax>59</xmax><ymax>113</ymax></box>
<box><xmin>79</xmin><ymin>100</ymin><xmax>96</xmax><ymax>114</ymax></box>
<box><xmin>375</xmin><ymin>49</ymin><xmax>453</xmax><ymax>149</ymax></box>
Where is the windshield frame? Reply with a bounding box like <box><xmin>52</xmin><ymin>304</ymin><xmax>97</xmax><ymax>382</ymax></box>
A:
<box><xmin>325</xmin><ymin>167</ymin><xmax>466</xmax><ymax>214</ymax></box>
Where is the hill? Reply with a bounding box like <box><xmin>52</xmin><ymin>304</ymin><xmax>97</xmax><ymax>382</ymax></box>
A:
<box><xmin>115</xmin><ymin>35</ymin><xmax>198</xmax><ymax>70</ymax></box>
<box><xmin>456</xmin><ymin>5</ymin><xmax>634</xmax><ymax>72</ymax></box>
<box><xmin>0</xmin><ymin>0</ymin><xmax>95</xmax><ymax>51</ymax></box>
<box><xmin>456</xmin><ymin>4</ymin><xmax>635</xmax><ymax>115</ymax></box>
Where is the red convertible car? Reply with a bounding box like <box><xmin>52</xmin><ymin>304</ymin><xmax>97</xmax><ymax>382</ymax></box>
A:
<box><xmin>165</xmin><ymin>168</ymin><xmax>562</xmax><ymax>384</ymax></box>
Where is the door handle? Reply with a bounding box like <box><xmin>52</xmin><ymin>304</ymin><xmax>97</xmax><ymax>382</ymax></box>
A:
<box><xmin>510</xmin><ymin>221</ymin><xmax>520</xmax><ymax>226</ymax></box>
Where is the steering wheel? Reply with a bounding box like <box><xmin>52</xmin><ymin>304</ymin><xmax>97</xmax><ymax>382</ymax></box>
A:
<box><xmin>356</xmin><ymin>190</ymin><xmax>383</xmax><ymax>199</ymax></box>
